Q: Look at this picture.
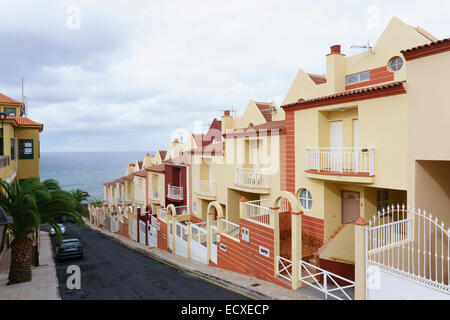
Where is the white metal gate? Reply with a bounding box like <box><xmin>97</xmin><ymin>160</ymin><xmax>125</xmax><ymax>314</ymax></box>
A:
<box><xmin>210</xmin><ymin>224</ymin><xmax>218</xmax><ymax>264</ymax></box>
<box><xmin>366</xmin><ymin>205</ymin><xmax>450</xmax><ymax>300</ymax></box>
<box><xmin>168</xmin><ymin>220</ymin><xmax>172</xmax><ymax>250</ymax></box>
<box><xmin>148</xmin><ymin>216</ymin><xmax>158</xmax><ymax>248</ymax></box>
<box><xmin>175</xmin><ymin>221</ymin><xmax>188</xmax><ymax>258</ymax></box>
<box><xmin>130</xmin><ymin>218</ymin><xmax>137</xmax><ymax>241</ymax></box>
<box><xmin>191</xmin><ymin>222</ymin><xmax>207</xmax><ymax>264</ymax></box>
<box><xmin>139</xmin><ymin>220</ymin><xmax>146</xmax><ymax>245</ymax></box>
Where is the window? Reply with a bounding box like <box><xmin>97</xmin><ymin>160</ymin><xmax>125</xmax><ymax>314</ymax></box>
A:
<box><xmin>241</xmin><ymin>228</ymin><xmax>250</xmax><ymax>242</ymax></box>
<box><xmin>377</xmin><ymin>190</ymin><xmax>389</xmax><ymax>212</ymax></box>
<box><xmin>220</xmin><ymin>243</ymin><xmax>227</xmax><ymax>252</ymax></box>
<box><xmin>192</xmin><ymin>201</ymin><xmax>199</xmax><ymax>215</ymax></box>
<box><xmin>4</xmin><ymin>107</ymin><xmax>16</xmax><ymax>116</ymax></box>
<box><xmin>299</xmin><ymin>189</ymin><xmax>313</xmax><ymax>210</ymax></box>
<box><xmin>259</xmin><ymin>246</ymin><xmax>270</xmax><ymax>257</ymax></box>
<box><xmin>389</xmin><ymin>57</ymin><xmax>403</xmax><ymax>72</ymax></box>
<box><xmin>19</xmin><ymin>139</ymin><xmax>33</xmax><ymax>159</ymax></box>
<box><xmin>345</xmin><ymin>71</ymin><xmax>370</xmax><ymax>85</ymax></box>
<box><xmin>10</xmin><ymin>138</ymin><xmax>15</xmax><ymax>160</ymax></box>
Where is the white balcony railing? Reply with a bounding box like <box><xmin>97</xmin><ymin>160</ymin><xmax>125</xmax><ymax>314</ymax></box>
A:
<box><xmin>234</xmin><ymin>167</ymin><xmax>270</xmax><ymax>189</ymax></box>
<box><xmin>220</xmin><ymin>219</ymin><xmax>240</xmax><ymax>240</ymax></box>
<box><xmin>159</xmin><ymin>207</ymin><xmax>167</xmax><ymax>221</ymax></box>
<box><xmin>305</xmin><ymin>147</ymin><xmax>374</xmax><ymax>176</ymax></box>
<box><xmin>243</xmin><ymin>199</ymin><xmax>273</xmax><ymax>227</ymax></box>
<box><xmin>149</xmin><ymin>189</ymin><xmax>159</xmax><ymax>201</ymax></box>
<box><xmin>168</xmin><ymin>184</ymin><xmax>183</xmax><ymax>200</ymax></box>
<box><xmin>134</xmin><ymin>190</ymin><xmax>145</xmax><ymax>202</ymax></box>
<box><xmin>194</xmin><ymin>180</ymin><xmax>217</xmax><ymax>198</ymax></box>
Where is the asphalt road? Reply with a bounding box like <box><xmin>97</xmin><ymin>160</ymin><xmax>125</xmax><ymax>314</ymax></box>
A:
<box><xmin>44</xmin><ymin>223</ymin><xmax>251</xmax><ymax>300</ymax></box>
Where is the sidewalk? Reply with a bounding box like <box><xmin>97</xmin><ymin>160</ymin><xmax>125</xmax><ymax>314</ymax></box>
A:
<box><xmin>0</xmin><ymin>231</ymin><xmax>61</xmax><ymax>300</ymax></box>
<box><xmin>84</xmin><ymin>219</ymin><xmax>316</xmax><ymax>300</ymax></box>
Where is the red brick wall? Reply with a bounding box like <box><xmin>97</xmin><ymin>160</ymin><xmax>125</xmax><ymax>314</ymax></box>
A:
<box><xmin>189</xmin><ymin>215</ymin><xmax>203</xmax><ymax>224</ymax></box>
<box><xmin>302</xmin><ymin>215</ymin><xmax>324</xmax><ymax>240</ymax></box>
<box><xmin>284</xmin><ymin>110</ymin><xmax>295</xmax><ymax>194</ymax></box>
<box><xmin>319</xmin><ymin>258</ymin><xmax>355</xmax><ymax>285</ymax></box>
<box><xmin>157</xmin><ymin>219</ymin><xmax>168</xmax><ymax>252</ymax></box>
<box><xmin>118</xmin><ymin>219</ymin><xmax>128</xmax><ymax>238</ymax></box>
<box><xmin>345</xmin><ymin>66</ymin><xmax>394</xmax><ymax>90</ymax></box>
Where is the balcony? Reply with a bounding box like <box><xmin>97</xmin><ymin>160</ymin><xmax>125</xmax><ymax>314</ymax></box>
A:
<box><xmin>234</xmin><ymin>167</ymin><xmax>270</xmax><ymax>190</ymax></box>
<box><xmin>149</xmin><ymin>189</ymin><xmax>159</xmax><ymax>202</ymax></box>
<box><xmin>243</xmin><ymin>199</ymin><xmax>273</xmax><ymax>227</ymax></box>
<box><xmin>305</xmin><ymin>147</ymin><xmax>375</xmax><ymax>182</ymax></box>
<box><xmin>168</xmin><ymin>184</ymin><xmax>183</xmax><ymax>201</ymax></box>
<box><xmin>194</xmin><ymin>180</ymin><xmax>217</xmax><ymax>198</ymax></box>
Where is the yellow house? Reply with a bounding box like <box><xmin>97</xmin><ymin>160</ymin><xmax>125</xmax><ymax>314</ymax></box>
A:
<box><xmin>0</xmin><ymin>93</ymin><xmax>43</xmax><ymax>182</ymax></box>
<box><xmin>280</xmin><ymin>17</ymin><xmax>441</xmax><ymax>276</ymax></box>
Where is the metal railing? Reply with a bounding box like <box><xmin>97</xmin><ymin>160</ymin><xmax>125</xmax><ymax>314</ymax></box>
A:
<box><xmin>168</xmin><ymin>184</ymin><xmax>183</xmax><ymax>200</ymax></box>
<box><xmin>194</xmin><ymin>180</ymin><xmax>217</xmax><ymax>197</ymax></box>
<box><xmin>299</xmin><ymin>259</ymin><xmax>355</xmax><ymax>300</ymax></box>
<box><xmin>0</xmin><ymin>155</ymin><xmax>10</xmax><ymax>169</ymax></box>
<box><xmin>244</xmin><ymin>199</ymin><xmax>273</xmax><ymax>227</ymax></box>
<box><xmin>234</xmin><ymin>167</ymin><xmax>270</xmax><ymax>189</ymax></box>
<box><xmin>305</xmin><ymin>147</ymin><xmax>374</xmax><ymax>176</ymax></box>
<box><xmin>159</xmin><ymin>207</ymin><xmax>167</xmax><ymax>221</ymax></box>
<box><xmin>277</xmin><ymin>256</ymin><xmax>293</xmax><ymax>281</ymax></box>
<box><xmin>367</xmin><ymin>204</ymin><xmax>450</xmax><ymax>294</ymax></box>
<box><xmin>220</xmin><ymin>219</ymin><xmax>240</xmax><ymax>240</ymax></box>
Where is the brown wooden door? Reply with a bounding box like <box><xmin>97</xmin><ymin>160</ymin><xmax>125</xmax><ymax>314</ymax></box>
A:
<box><xmin>342</xmin><ymin>190</ymin><xmax>360</xmax><ymax>223</ymax></box>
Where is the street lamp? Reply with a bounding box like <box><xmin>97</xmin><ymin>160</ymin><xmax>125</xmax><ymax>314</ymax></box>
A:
<box><xmin>0</xmin><ymin>112</ymin><xmax>6</xmax><ymax>156</ymax></box>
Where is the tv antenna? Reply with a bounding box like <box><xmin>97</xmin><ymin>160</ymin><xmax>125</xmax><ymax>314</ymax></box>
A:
<box><xmin>351</xmin><ymin>41</ymin><xmax>373</xmax><ymax>53</ymax></box>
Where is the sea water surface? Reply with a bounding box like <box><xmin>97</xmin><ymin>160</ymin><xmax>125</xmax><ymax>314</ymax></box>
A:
<box><xmin>40</xmin><ymin>152</ymin><xmax>148</xmax><ymax>201</ymax></box>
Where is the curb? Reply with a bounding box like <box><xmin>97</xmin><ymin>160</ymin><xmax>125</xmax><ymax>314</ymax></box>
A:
<box><xmin>85</xmin><ymin>221</ymin><xmax>276</xmax><ymax>300</ymax></box>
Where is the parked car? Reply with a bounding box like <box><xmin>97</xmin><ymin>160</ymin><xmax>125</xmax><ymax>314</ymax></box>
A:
<box><xmin>55</xmin><ymin>238</ymin><xmax>83</xmax><ymax>261</ymax></box>
<box><xmin>49</xmin><ymin>224</ymin><xmax>66</xmax><ymax>236</ymax></box>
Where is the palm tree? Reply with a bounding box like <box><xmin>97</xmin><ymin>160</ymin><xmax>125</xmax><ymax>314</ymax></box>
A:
<box><xmin>70</xmin><ymin>189</ymin><xmax>91</xmax><ymax>203</ymax></box>
<box><xmin>0</xmin><ymin>178</ymin><xmax>87</xmax><ymax>284</ymax></box>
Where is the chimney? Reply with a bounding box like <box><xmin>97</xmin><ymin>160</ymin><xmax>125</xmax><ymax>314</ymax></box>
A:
<box><xmin>326</xmin><ymin>44</ymin><xmax>346</xmax><ymax>94</ymax></box>
<box><xmin>221</xmin><ymin>110</ymin><xmax>233</xmax><ymax>134</ymax></box>
<box><xmin>143</xmin><ymin>153</ymin><xmax>153</xmax><ymax>169</ymax></box>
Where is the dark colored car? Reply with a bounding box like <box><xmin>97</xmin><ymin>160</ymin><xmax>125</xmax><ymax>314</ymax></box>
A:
<box><xmin>56</xmin><ymin>238</ymin><xmax>83</xmax><ymax>261</ymax></box>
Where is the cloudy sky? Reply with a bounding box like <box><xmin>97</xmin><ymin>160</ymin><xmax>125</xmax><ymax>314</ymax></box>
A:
<box><xmin>1</xmin><ymin>0</ymin><xmax>449</xmax><ymax>152</ymax></box>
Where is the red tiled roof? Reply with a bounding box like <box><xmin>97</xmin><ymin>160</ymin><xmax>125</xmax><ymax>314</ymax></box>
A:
<box><xmin>137</xmin><ymin>161</ymin><xmax>143</xmax><ymax>169</ymax></box>
<box><xmin>0</xmin><ymin>93</ymin><xmax>21</xmax><ymax>104</ymax></box>
<box><xmin>7</xmin><ymin>116</ymin><xmax>43</xmax><ymax>128</ymax></box>
<box><xmin>132</xmin><ymin>169</ymin><xmax>146</xmax><ymax>178</ymax></box>
<box><xmin>401</xmin><ymin>38</ymin><xmax>450</xmax><ymax>61</ymax></box>
<box><xmin>307</xmin><ymin>73</ymin><xmax>327</xmax><ymax>85</ymax></box>
<box><xmin>116</xmin><ymin>177</ymin><xmax>126</xmax><ymax>184</ymax></box>
<box><xmin>190</xmin><ymin>142</ymin><xmax>223</xmax><ymax>156</ymax></box>
<box><xmin>123</xmin><ymin>175</ymin><xmax>134</xmax><ymax>181</ymax></box>
<box><xmin>103</xmin><ymin>181</ymin><xmax>116</xmax><ymax>187</ymax></box>
<box><xmin>224</xmin><ymin>120</ymin><xmax>285</xmax><ymax>138</ymax></box>
<box><xmin>146</xmin><ymin>163</ymin><xmax>165</xmax><ymax>173</ymax></box>
<box><xmin>256</xmin><ymin>102</ymin><xmax>274</xmax><ymax>122</ymax></box>
<box><xmin>282</xmin><ymin>81</ymin><xmax>406</xmax><ymax>111</ymax></box>
<box><xmin>158</xmin><ymin>150</ymin><xmax>167</xmax><ymax>160</ymax></box>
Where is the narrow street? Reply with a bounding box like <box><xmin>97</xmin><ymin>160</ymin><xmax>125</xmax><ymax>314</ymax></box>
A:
<box><xmin>44</xmin><ymin>223</ymin><xmax>252</xmax><ymax>300</ymax></box>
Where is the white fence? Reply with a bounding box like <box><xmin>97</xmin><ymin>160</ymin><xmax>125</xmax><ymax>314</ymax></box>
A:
<box><xmin>306</xmin><ymin>147</ymin><xmax>374</xmax><ymax>176</ymax></box>
<box><xmin>244</xmin><ymin>199</ymin><xmax>273</xmax><ymax>227</ymax></box>
<box><xmin>194</xmin><ymin>180</ymin><xmax>217</xmax><ymax>197</ymax></box>
<box><xmin>159</xmin><ymin>207</ymin><xmax>167</xmax><ymax>221</ymax></box>
<box><xmin>234</xmin><ymin>167</ymin><xmax>270</xmax><ymax>189</ymax></box>
<box><xmin>299</xmin><ymin>260</ymin><xmax>355</xmax><ymax>300</ymax></box>
<box><xmin>367</xmin><ymin>205</ymin><xmax>450</xmax><ymax>296</ymax></box>
<box><xmin>277</xmin><ymin>256</ymin><xmax>293</xmax><ymax>281</ymax></box>
<box><xmin>168</xmin><ymin>184</ymin><xmax>183</xmax><ymax>200</ymax></box>
<box><xmin>220</xmin><ymin>219</ymin><xmax>240</xmax><ymax>240</ymax></box>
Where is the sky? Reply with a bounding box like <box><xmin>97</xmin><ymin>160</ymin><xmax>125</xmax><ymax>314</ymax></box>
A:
<box><xmin>1</xmin><ymin>0</ymin><xmax>449</xmax><ymax>152</ymax></box>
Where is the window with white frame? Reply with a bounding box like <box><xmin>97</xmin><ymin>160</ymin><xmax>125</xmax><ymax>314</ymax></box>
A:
<box><xmin>345</xmin><ymin>70</ymin><xmax>370</xmax><ymax>85</ymax></box>
<box><xmin>241</xmin><ymin>228</ymin><xmax>250</xmax><ymax>242</ymax></box>
<box><xmin>259</xmin><ymin>246</ymin><xmax>270</xmax><ymax>257</ymax></box>
<box><xmin>388</xmin><ymin>56</ymin><xmax>403</xmax><ymax>72</ymax></box>
<box><xmin>220</xmin><ymin>243</ymin><xmax>226</xmax><ymax>252</ymax></box>
<box><xmin>299</xmin><ymin>189</ymin><xmax>313</xmax><ymax>210</ymax></box>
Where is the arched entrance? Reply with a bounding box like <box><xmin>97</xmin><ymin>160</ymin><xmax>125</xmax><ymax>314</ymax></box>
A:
<box><xmin>206</xmin><ymin>201</ymin><xmax>224</xmax><ymax>221</ymax></box>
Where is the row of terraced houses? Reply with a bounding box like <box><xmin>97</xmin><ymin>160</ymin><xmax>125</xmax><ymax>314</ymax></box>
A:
<box><xmin>90</xmin><ymin>17</ymin><xmax>450</xmax><ymax>300</ymax></box>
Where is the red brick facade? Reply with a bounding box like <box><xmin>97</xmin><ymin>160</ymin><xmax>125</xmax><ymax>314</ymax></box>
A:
<box><xmin>157</xmin><ymin>219</ymin><xmax>168</xmax><ymax>252</ymax></box>
<box><xmin>345</xmin><ymin>66</ymin><xmax>394</xmax><ymax>90</ymax></box>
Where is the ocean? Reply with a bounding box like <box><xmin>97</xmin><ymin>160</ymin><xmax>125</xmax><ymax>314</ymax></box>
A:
<box><xmin>40</xmin><ymin>152</ymin><xmax>148</xmax><ymax>201</ymax></box>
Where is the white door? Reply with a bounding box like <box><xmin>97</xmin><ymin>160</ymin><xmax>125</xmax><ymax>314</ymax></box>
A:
<box><xmin>168</xmin><ymin>220</ymin><xmax>173</xmax><ymax>250</ymax></box>
<box><xmin>148</xmin><ymin>224</ymin><xmax>157</xmax><ymax>248</ymax></box>
<box><xmin>210</xmin><ymin>226</ymin><xmax>218</xmax><ymax>264</ymax></box>
<box><xmin>330</xmin><ymin>121</ymin><xmax>343</xmax><ymax>172</ymax></box>
<box><xmin>190</xmin><ymin>223</ymin><xmax>208</xmax><ymax>264</ymax></box>
<box><xmin>175</xmin><ymin>221</ymin><xmax>188</xmax><ymax>258</ymax></box>
<box><xmin>139</xmin><ymin>220</ymin><xmax>146</xmax><ymax>245</ymax></box>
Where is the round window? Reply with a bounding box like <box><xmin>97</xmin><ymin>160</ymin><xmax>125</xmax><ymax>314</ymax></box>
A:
<box><xmin>299</xmin><ymin>189</ymin><xmax>313</xmax><ymax>210</ymax></box>
<box><xmin>192</xmin><ymin>201</ymin><xmax>199</xmax><ymax>215</ymax></box>
<box><xmin>389</xmin><ymin>56</ymin><xmax>403</xmax><ymax>72</ymax></box>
